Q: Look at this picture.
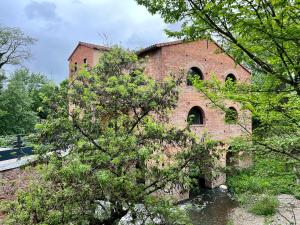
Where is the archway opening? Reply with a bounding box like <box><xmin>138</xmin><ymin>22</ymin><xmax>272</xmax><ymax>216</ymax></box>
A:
<box><xmin>225</xmin><ymin>73</ymin><xmax>237</xmax><ymax>83</ymax></box>
<box><xmin>188</xmin><ymin>106</ymin><xmax>204</xmax><ymax>125</ymax></box>
<box><xmin>187</xmin><ymin>67</ymin><xmax>203</xmax><ymax>86</ymax></box>
<box><xmin>225</xmin><ymin>107</ymin><xmax>238</xmax><ymax>124</ymax></box>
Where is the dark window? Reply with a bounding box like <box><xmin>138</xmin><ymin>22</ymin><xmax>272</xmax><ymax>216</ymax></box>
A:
<box><xmin>225</xmin><ymin>107</ymin><xmax>238</xmax><ymax>124</ymax></box>
<box><xmin>225</xmin><ymin>73</ymin><xmax>237</xmax><ymax>83</ymax></box>
<box><xmin>83</xmin><ymin>58</ymin><xmax>87</xmax><ymax>64</ymax></box>
<box><xmin>187</xmin><ymin>67</ymin><xmax>203</xmax><ymax>86</ymax></box>
<box><xmin>188</xmin><ymin>106</ymin><xmax>204</xmax><ymax>125</ymax></box>
<box><xmin>74</xmin><ymin>62</ymin><xmax>78</xmax><ymax>72</ymax></box>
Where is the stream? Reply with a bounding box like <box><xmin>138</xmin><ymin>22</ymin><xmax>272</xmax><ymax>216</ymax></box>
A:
<box><xmin>98</xmin><ymin>188</ymin><xmax>239</xmax><ymax>225</ymax></box>
<box><xmin>182</xmin><ymin>189</ymin><xmax>239</xmax><ymax>225</ymax></box>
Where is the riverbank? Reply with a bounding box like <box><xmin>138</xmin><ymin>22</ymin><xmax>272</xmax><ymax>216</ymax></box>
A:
<box><xmin>229</xmin><ymin>194</ymin><xmax>300</xmax><ymax>225</ymax></box>
<box><xmin>225</xmin><ymin>156</ymin><xmax>300</xmax><ymax>225</ymax></box>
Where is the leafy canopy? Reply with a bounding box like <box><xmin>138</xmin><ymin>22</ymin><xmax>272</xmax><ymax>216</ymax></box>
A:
<box><xmin>136</xmin><ymin>0</ymin><xmax>300</xmax><ymax>164</ymax></box>
<box><xmin>0</xmin><ymin>26</ymin><xmax>35</xmax><ymax>69</ymax></box>
<box><xmin>5</xmin><ymin>47</ymin><xmax>211</xmax><ymax>225</ymax></box>
<box><xmin>0</xmin><ymin>68</ymin><xmax>56</xmax><ymax>135</ymax></box>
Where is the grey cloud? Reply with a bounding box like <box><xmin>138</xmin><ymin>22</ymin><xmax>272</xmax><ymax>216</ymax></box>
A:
<box><xmin>2</xmin><ymin>0</ymin><xmax>172</xmax><ymax>83</ymax></box>
<box><xmin>25</xmin><ymin>1</ymin><xmax>60</xmax><ymax>22</ymax></box>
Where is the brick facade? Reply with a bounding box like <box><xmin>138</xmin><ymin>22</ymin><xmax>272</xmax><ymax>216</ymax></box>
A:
<box><xmin>68</xmin><ymin>39</ymin><xmax>252</xmax><ymax>190</ymax></box>
<box><xmin>139</xmin><ymin>40</ymin><xmax>252</xmax><ymax>142</ymax></box>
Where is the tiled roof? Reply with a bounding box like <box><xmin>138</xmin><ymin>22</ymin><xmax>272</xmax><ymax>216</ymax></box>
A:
<box><xmin>136</xmin><ymin>39</ymin><xmax>251</xmax><ymax>74</ymax></box>
<box><xmin>68</xmin><ymin>41</ymin><xmax>110</xmax><ymax>60</ymax></box>
<box><xmin>78</xmin><ymin>41</ymin><xmax>111</xmax><ymax>51</ymax></box>
<box><xmin>136</xmin><ymin>40</ymin><xmax>183</xmax><ymax>55</ymax></box>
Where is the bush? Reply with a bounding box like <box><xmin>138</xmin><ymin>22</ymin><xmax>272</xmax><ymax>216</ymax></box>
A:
<box><xmin>0</xmin><ymin>134</ymin><xmax>35</xmax><ymax>148</ymax></box>
<box><xmin>0</xmin><ymin>135</ymin><xmax>16</xmax><ymax>147</ymax></box>
<box><xmin>227</xmin><ymin>157</ymin><xmax>297</xmax><ymax>196</ymax></box>
<box><xmin>250</xmin><ymin>195</ymin><xmax>279</xmax><ymax>216</ymax></box>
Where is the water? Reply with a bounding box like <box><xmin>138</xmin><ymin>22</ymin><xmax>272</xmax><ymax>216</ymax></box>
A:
<box><xmin>96</xmin><ymin>188</ymin><xmax>238</xmax><ymax>225</ymax></box>
<box><xmin>181</xmin><ymin>189</ymin><xmax>239</xmax><ymax>225</ymax></box>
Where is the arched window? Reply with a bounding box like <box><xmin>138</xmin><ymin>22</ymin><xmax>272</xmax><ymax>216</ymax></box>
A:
<box><xmin>187</xmin><ymin>106</ymin><xmax>204</xmax><ymax>125</ymax></box>
<box><xmin>225</xmin><ymin>107</ymin><xmax>238</xmax><ymax>124</ymax></box>
<box><xmin>225</xmin><ymin>73</ymin><xmax>237</xmax><ymax>83</ymax></box>
<box><xmin>187</xmin><ymin>67</ymin><xmax>203</xmax><ymax>86</ymax></box>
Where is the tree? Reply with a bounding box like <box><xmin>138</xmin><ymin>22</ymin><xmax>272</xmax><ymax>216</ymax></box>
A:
<box><xmin>136</xmin><ymin>0</ymin><xmax>300</xmax><ymax>163</ymax></box>
<box><xmin>0</xmin><ymin>70</ymin><xmax>5</xmax><ymax>93</ymax></box>
<box><xmin>0</xmin><ymin>69</ymin><xmax>37</xmax><ymax>135</ymax></box>
<box><xmin>0</xmin><ymin>68</ymin><xmax>55</xmax><ymax>135</ymax></box>
<box><xmin>5</xmin><ymin>47</ymin><xmax>210</xmax><ymax>224</ymax></box>
<box><xmin>0</xmin><ymin>26</ymin><xmax>35</xmax><ymax>69</ymax></box>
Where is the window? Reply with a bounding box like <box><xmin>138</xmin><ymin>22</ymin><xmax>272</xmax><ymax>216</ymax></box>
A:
<box><xmin>187</xmin><ymin>67</ymin><xmax>203</xmax><ymax>86</ymax></box>
<box><xmin>83</xmin><ymin>58</ymin><xmax>87</xmax><ymax>64</ymax></box>
<box><xmin>225</xmin><ymin>107</ymin><xmax>238</xmax><ymax>124</ymax></box>
<box><xmin>74</xmin><ymin>62</ymin><xmax>78</xmax><ymax>72</ymax></box>
<box><xmin>225</xmin><ymin>73</ymin><xmax>237</xmax><ymax>83</ymax></box>
<box><xmin>187</xmin><ymin>106</ymin><xmax>204</xmax><ymax>125</ymax></box>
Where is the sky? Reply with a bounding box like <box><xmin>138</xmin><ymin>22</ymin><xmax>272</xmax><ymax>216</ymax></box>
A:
<box><xmin>0</xmin><ymin>0</ymin><xmax>176</xmax><ymax>83</ymax></box>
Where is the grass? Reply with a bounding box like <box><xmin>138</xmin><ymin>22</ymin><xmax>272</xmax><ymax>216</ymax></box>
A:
<box><xmin>227</xmin><ymin>156</ymin><xmax>299</xmax><ymax>216</ymax></box>
<box><xmin>249</xmin><ymin>195</ymin><xmax>279</xmax><ymax>216</ymax></box>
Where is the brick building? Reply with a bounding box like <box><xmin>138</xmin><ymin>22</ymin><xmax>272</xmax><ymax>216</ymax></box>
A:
<box><xmin>68</xmin><ymin>39</ymin><xmax>252</xmax><ymax>189</ymax></box>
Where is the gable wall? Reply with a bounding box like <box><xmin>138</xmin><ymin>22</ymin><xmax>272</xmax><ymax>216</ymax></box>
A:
<box><xmin>144</xmin><ymin>40</ymin><xmax>252</xmax><ymax>141</ymax></box>
<box><xmin>68</xmin><ymin>45</ymin><xmax>99</xmax><ymax>79</ymax></box>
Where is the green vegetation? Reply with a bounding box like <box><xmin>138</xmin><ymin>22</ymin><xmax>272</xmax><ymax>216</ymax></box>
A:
<box><xmin>0</xmin><ymin>69</ymin><xmax>56</xmax><ymax>136</ymax></box>
<box><xmin>227</xmin><ymin>157</ymin><xmax>299</xmax><ymax>215</ymax></box>
<box><xmin>0</xmin><ymin>25</ymin><xmax>35</xmax><ymax>70</ymax></box>
<box><xmin>4</xmin><ymin>47</ymin><xmax>211</xmax><ymax>225</ymax></box>
<box><xmin>249</xmin><ymin>195</ymin><xmax>279</xmax><ymax>216</ymax></box>
<box><xmin>136</xmin><ymin>0</ymin><xmax>300</xmax><ymax>179</ymax></box>
<box><xmin>228</xmin><ymin>157</ymin><xmax>298</xmax><ymax>196</ymax></box>
<box><xmin>0</xmin><ymin>25</ymin><xmax>55</xmax><ymax>137</ymax></box>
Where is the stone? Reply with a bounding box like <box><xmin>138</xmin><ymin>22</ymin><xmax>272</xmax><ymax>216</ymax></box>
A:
<box><xmin>219</xmin><ymin>185</ymin><xmax>228</xmax><ymax>191</ymax></box>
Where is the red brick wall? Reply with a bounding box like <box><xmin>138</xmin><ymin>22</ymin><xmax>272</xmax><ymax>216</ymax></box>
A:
<box><xmin>68</xmin><ymin>45</ymin><xmax>99</xmax><ymax>79</ymax></box>
<box><xmin>68</xmin><ymin>40</ymin><xmax>252</xmax><ymax>142</ymax></box>
<box><xmin>143</xmin><ymin>40</ymin><xmax>252</xmax><ymax>142</ymax></box>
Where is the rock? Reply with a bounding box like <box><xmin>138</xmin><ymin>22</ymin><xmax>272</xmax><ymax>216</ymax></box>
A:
<box><xmin>219</xmin><ymin>185</ymin><xmax>228</xmax><ymax>191</ymax></box>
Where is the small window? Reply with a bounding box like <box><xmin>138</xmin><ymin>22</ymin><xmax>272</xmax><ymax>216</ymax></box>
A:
<box><xmin>225</xmin><ymin>73</ymin><xmax>237</xmax><ymax>83</ymax></box>
<box><xmin>225</xmin><ymin>107</ymin><xmax>238</xmax><ymax>124</ymax></box>
<box><xmin>187</xmin><ymin>67</ymin><xmax>203</xmax><ymax>86</ymax></box>
<box><xmin>74</xmin><ymin>62</ymin><xmax>78</xmax><ymax>72</ymax></box>
<box><xmin>83</xmin><ymin>58</ymin><xmax>87</xmax><ymax>64</ymax></box>
<box><xmin>187</xmin><ymin>106</ymin><xmax>204</xmax><ymax>125</ymax></box>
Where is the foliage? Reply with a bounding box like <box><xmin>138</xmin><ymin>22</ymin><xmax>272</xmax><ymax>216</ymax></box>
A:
<box><xmin>227</xmin><ymin>156</ymin><xmax>299</xmax><ymax>216</ymax></box>
<box><xmin>135</xmin><ymin>0</ymin><xmax>300</xmax><ymax>172</ymax></box>
<box><xmin>249</xmin><ymin>195</ymin><xmax>279</xmax><ymax>216</ymax></box>
<box><xmin>0</xmin><ymin>68</ymin><xmax>56</xmax><ymax>136</ymax></box>
<box><xmin>5</xmin><ymin>47</ymin><xmax>210</xmax><ymax>224</ymax></box>
<box><xmin>0</xmin><ymin>69</ymin><xmax>5</xmax><ymax>93</ymax></box>
<box><xmin>0</xmin><ymin>25</ymin><xmax>35</xmax><ymax>69</ymax></box>
<box><xmin>0</xmin><ymin>69</ymin><xmax>37</xmax><ymax>135</ymax></box>
<box><xmin>227</xmin><ymin>157</ymin><xmax>298</xmax><ymax>197</ymax></box>
<box><xmin>0</xmin><ymin>134</ymin><xmax>36</xmax><ymax>147</ymax></box>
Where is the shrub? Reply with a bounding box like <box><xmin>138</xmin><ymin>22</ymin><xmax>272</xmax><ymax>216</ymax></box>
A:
<box><xmin>249</xmin><ymin>195</ymin><xmax>279</xmax><ymax>216</ymax></box>
<box><xmin>227</xmin><ymin>157</ymin><xmax>297</xmax><ymax>197</ymax></box>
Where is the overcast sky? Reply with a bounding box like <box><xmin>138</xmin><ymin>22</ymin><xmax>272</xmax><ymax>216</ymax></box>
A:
<box><xmin>1</xmin><ymin>0</ymin><xmax>176</xmax><ymax>83</ymax></box>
